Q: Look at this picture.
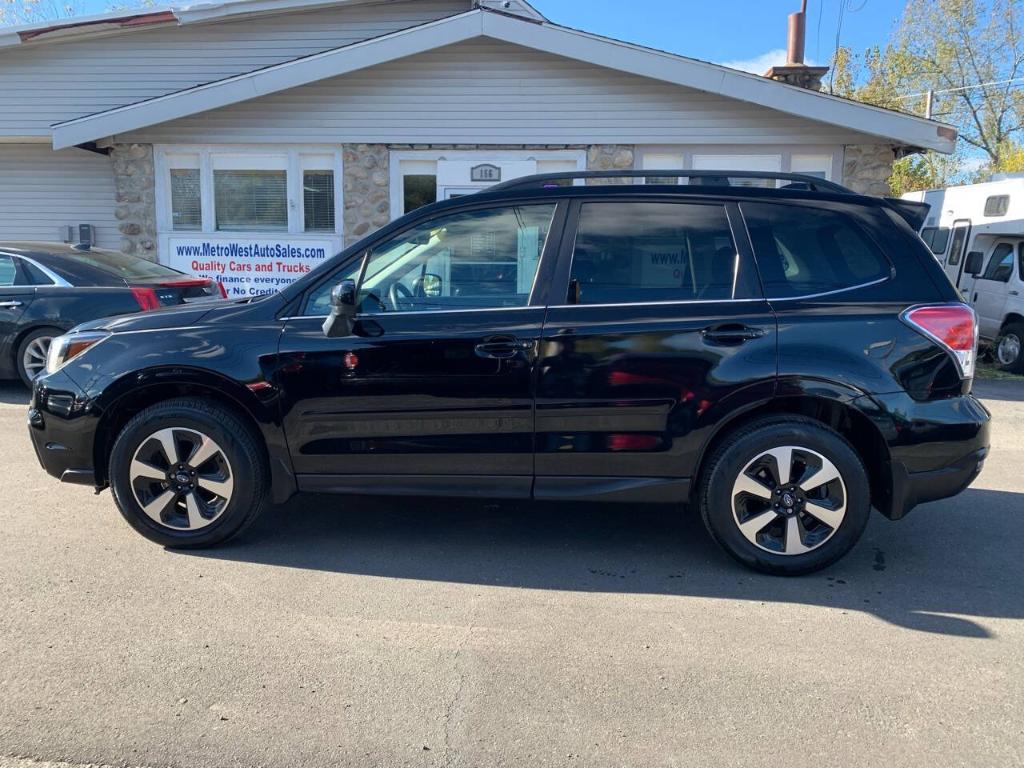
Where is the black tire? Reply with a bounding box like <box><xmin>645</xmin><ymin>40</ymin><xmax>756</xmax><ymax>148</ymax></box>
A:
<box><xmin>15</xmin><ymin>326</ymin><xmax>62</xmax><ymax>388</ymax></box>
<box><xmin>699</xmin><ymin>416</ymin><xmax>871</xmax><ymax>576</ymax></box>
<box><xmin>109</xmin><ymin>397</ymin><xmax>269</xmax><ymax>548</ymax></box>
<box><xmin>994</xmin><ymin>321</ymin><xmax>1024</xmax><ymax>374</ymax></box>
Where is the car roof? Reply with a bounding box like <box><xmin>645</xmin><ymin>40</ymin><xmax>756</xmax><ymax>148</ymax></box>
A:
<box><xmin>0</xmin><ymin>242</ymin><xmax>129</xmax><ymax>285</ymax></box>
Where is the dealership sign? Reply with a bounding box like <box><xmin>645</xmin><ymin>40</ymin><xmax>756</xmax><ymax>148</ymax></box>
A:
<box><xmin>165</xmin><ymin>236</ymin><xmax>337</xmax><ymax>298</ymax></box>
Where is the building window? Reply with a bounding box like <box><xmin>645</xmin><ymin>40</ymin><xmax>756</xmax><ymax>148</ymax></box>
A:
<box><xmin>791</xmin><ymin>154</ymin><xmax>834</xmax><ymax>181</ymax></box>
<box><xmin>303</xmin><ymin>171</ymin><xmax>335</xmax><ymax>232</ymax></box>
<box><xmin>214</xmin><ymin>169</ymin><xmax>288</xmax><ymax>232</ymax></box>
<box><xmin>157</xmin><ymin>147</ymin><xmax>342</xmax><ymax>236</ymax></box>
<box><xmin>166</xmin><ymin>153</ymin><xmax>201</xmax><ymax>232</ymax></box>
<box><xmin>691</xmin><ymin>154</ymin><xmax>783</xmax><ymax>188</ymax></box>
<box><xmin>404</xmin><ymin>174</ymin><xmax>438</xmax><ymax>214</ymax></box>
<box><xmin>641</xmin><ymin>152</ymin><xmax>685</xmax><ymax>185</ymax></box>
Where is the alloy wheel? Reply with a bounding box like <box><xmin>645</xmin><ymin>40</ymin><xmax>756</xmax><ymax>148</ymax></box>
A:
<box><xmin>731</xmin><ymin>445</ymin><xmax>847</xmax><ymax>556</ymax></box>
<box><xmin>997</xmin><ymin>333</ymin><xmax>1021</xmax><ymax>366</ymax></box>
<box><xmin>129</xmin><ymin>427</ymin><xmax>234</xmax><ymax>531</ymax></box>
<box><xmin>21</xmin><ymin>336</ymin><xmax>53</xmax><ymax>380</ymax></box>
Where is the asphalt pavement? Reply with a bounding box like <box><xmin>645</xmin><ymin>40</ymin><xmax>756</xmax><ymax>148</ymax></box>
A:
<box><xmin>0</xmin><ymin>380</ymin><xmax>1021</xmax><ymax>768</ymax></box>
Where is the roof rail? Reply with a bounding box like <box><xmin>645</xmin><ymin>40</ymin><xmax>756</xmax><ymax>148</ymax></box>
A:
<box><xmin>487</xmin><ymin>169</ymin><xmax>855</xmax><ymax>194</ymax></box>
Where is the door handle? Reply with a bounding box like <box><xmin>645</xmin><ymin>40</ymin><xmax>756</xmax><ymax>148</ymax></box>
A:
<box><xmin>0</xmin><ymin>300</ymin><xmax>22</xmax><ymax>308</ymax></box>
<box><xmin>474</xmin><ymin>336</ymin><xmax>534</xmax><ymax>359</ymax></box>
<box><xmin>701</xmin><ymin>324</ymin><xmax>766</xmax><ymax>346</ymax></box>
<box><xmin>1010</xmin><ymin>290</ymin><xmax>1020</xmax><ymax>297</ymax></box>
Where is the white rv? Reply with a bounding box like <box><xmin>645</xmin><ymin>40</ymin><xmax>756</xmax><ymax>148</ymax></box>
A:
<box><xmin>903</xmin><ymin>176</ymin><xmax>1024</xmax><ymax>371</ymax></box>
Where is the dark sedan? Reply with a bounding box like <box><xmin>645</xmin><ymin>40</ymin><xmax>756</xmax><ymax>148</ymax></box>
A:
<box><xmin>1</xmin><ymin>242</ymin><xmax>225</xmax><ymax>386</ymax></box>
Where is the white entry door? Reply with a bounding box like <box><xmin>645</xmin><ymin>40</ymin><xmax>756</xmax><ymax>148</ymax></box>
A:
<box><xmin>390</xmin><ymin>151</ymin><xmax>587</xmax><ymax>220</ymax></box>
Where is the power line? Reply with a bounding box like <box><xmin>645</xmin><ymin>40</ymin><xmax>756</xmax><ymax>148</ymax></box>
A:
<box><xmin>895</xmin><ymin>77</ymin><xmax>1024</xmax><ymax>101</ymax></box>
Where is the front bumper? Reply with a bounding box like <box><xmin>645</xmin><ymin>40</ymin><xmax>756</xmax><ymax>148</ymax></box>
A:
<box><xmin>854</xmin><ymin>391</ymin><xmax>991</xmax><ymax>520</ymax></box>
<box><xmin>27</xmin><ymin>368</ymin><xmax>101</xmax><ymax>487</ymax></box>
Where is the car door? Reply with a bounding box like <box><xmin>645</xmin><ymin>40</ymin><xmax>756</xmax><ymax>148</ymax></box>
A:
<box><xmin>533</xmin><ymin>197</ymin><xmax>777</xmax><ymax>501</ymax></box>
<box><xmin>276</xmin><ymin>199</ymin><xmax>565</xmax><ymax>497</ymax></box>
<box><xmin>0</xmin><ymin>255</ymin><xmax>36</xmax><ymax>375</ymax></box>
<box><xmin>970</xmin><ymin>241</ymin><xmax>1016</xmax><ymax>339</ymax></box>
<box><xmin>945</xmin><ymin>219</ymin><xmax>972</xmax><ymax>291</ymax></box>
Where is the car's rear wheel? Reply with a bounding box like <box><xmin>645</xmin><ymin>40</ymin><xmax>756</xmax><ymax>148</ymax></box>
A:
<box><xmin>699</xmin><ymin>417</ymin><xmax>871</xmax><ymax>576</ymax></box>
<box><xmin>109</xmin><ymin>398</ymin><xmax>268</xmax><ymax>547</ymax></box>
<box><xmin>16</xmin><ymin>327</ymin><xmax>61</xmax><ymax>387</ymax></box>
<box><xmin>995</xmin><ymin>322</ymin><xmax>1024</xmax><ymax>373</ymax></box>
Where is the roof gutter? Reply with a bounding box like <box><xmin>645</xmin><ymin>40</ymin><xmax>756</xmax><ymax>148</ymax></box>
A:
<box><xmin>16</xmin><ymin>10</ymin><xmax>176</xmax><ymax>42</ymax></box>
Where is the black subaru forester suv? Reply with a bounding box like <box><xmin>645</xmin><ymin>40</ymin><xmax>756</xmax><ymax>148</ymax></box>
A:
<box><xmin>27</xmin><ymin>171</ymin><xmax>990</xmax><ymax>575</ymax></box>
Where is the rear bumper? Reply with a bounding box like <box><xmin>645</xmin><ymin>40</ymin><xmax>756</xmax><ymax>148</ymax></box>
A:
<box><xmin>854</xmin><ymin>391</ymin><xmax>991</xmax><ymax>520</ymax></box>
<box><xmin>27</xmin><ymin>368</ymin><xmax>101</xmax><ymax>487</ymax></box>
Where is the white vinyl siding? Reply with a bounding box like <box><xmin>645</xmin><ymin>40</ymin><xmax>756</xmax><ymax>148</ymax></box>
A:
<box><xmin>120</xmin><ymin>40</ymin><xmax>887</xmax><ymax>146</ymax></box>
<box><xmin>0</xmin><ymin>144</ymin><xmax>119</xmax><ymax>248</ymax></box>
<box><xmin>0</xmin><ymin>0</ymin><xmax>469</xmax><ymax>136</ymax></box>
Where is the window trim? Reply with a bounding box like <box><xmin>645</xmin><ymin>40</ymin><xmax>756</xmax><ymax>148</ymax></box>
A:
<box><xmin>295</xmin><ymin>198</ymin><xmax>569</xmax><ymax>318</ymax></box>
<box><xmin>549</xmin><ymin>196</ymin><xmax>761</xmax><ymax>308</ymax></box>
<box><xmin>154</xmin><ymin>145</ymin><xmax>343</xmax><ymax>237</ymax></box>
<box><xmin>736</xmin><ymin>200</ymin><xmax>896</xmax><ymax>301</ymax></box>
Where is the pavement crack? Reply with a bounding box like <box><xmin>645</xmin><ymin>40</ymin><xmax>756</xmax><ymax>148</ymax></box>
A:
<box><xmin>441</xmin><ymin>620</ymin><xmax>475</xmax><ymax>768</ymax></box>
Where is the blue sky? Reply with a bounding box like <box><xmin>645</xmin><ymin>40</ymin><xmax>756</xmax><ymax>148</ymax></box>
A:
<box><xmin>63</xmin><ymin>0</ymin><xmax>905</xmax><ymax>73</ymax></box>
<box><xmin>531</xmin><ymin>0</ymin><xmax>902</xmax><ymax>74</ymax></box>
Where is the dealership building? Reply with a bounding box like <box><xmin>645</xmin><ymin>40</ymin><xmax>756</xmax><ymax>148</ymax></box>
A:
<box><xmin>0</xmin><ymin>0</ymin><xmax>956</xmax><ymax>295</ymax></box>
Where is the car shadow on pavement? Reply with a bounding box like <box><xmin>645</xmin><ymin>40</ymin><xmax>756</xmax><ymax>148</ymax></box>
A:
<box><xmin>0</xmin><ymin>383</ymin><xmax>29</xmax><ymax>405</ymax></box>
<box><xmin>179</xmin><ymin>486</ymin><xmax>1022</xmax><ymax>640</ymax></box>
<box><xmin>973</xmin><ymin>379</ymin><xmax>1024</xmax><ymax>402</ymax></box>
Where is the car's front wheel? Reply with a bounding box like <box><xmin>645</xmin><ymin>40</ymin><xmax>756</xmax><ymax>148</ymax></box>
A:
<box><xmin>699</xmin><ymin>417</ymin><xmax>871</xmax><ymax>576</ymax></box>
<box><xmin>109</xmin><ymin>398</ymin><xmax>268</xmax><ymax>547</ymax></box>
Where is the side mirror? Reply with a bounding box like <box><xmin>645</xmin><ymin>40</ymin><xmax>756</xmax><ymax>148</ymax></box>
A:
<box><xmin>964</xmin><ymin>251</ymin><xmax>984</xmax><ymax>277</ymax></box>
<box><xmin>322</xmin><ymin>279</ymin><xmax>357</xmax><ymax>338</ymax></box>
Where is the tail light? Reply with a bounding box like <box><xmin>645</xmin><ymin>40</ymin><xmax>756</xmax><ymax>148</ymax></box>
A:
<box><xmin>901</xmin><ymin>304</ymin><xmax>978</xmax><ymax>379</ymax></box>
<box><xmin>130</xmin><ymin>286</ymin><xmax>160</xmax><ymax>311</ymax></box>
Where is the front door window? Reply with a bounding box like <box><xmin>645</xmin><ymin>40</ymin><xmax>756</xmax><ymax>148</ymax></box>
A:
<box><xmin>305</xmin><ymin>204</ymin><xmax>557</xmax><ymax>315</ymax></box>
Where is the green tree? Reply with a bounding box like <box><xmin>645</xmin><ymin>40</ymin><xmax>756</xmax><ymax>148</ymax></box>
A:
<box><xmin>831</xmin><ymin>0</ymin><xmax>1024</xmax><ymax>193</ymax></box>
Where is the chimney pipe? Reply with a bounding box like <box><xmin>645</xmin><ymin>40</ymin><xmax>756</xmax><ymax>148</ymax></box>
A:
<box><xmin>786</xmin><ymin>0</ymin><xmax>807</xmax><ymax>65</ymax></box>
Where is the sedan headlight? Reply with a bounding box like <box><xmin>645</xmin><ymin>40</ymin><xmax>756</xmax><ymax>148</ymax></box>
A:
<box><xmin>45</xmin><ymin>331</ymin><xmax>110</xmax><ymax>375</ymax></box>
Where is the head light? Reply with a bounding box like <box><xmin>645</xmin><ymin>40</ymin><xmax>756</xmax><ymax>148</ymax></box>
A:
<box><xmin>45</xmin><ymin>331</ymin><xmax>110</xmax><ymax>375</ymax></box>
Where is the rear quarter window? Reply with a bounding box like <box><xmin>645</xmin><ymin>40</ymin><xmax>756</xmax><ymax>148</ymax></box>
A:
<box><xmin>741</xmin><ymin>202</ymin><xmax>891</xmax><ymax>298</ymax></box>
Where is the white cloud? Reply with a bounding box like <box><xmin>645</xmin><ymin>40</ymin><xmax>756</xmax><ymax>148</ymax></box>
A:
<box><xmin>719</xmin><ymin>48</ymin><xmax>819</xmax><ymax>75</ymax></box>
<box><xmin>961</xmin><ymin>155</ymin><xmax>988</xmax><ymax>174</ymax></box>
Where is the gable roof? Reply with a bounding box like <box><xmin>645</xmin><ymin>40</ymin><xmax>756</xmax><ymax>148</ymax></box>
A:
<box><xmin>50</xmin><ymin>7</ymin><xmax>957</xmax><ymax>153</ymax></box>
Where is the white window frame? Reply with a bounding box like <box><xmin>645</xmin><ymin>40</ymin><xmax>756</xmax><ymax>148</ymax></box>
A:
<box><xmin>155</xmin><ymin>145</ymin><xmax>344</xmax><ymax>237</ymax></box>
<box><xmin>637</xmin><ymin>145</ymin><xmax>841</xmax><ymax>184</ymax></box>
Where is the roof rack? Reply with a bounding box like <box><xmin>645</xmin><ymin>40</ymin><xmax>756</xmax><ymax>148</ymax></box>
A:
<box><xmin>487</xmin><ymin>169</ymin><xmax>855</xmax><ymax>195</ymax></box>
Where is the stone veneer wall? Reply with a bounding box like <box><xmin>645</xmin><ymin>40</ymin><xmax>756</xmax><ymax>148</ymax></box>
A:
<box><xmin>342</xmin><ymin>143</ymin><xmax>390</xmax><ymax>244</ymax></box>
<box><xmin>586</xmin><ymin>144</ymin><xmax>636</xmax><ymax>184</ymax></box>
<box><xmin>110</xmin><ymin>143</ymin><xmax>157</xmax><ymax>259</ymax></box>
<box><xmin>842</xmin><ymin>144</ymin><xmax>896</xmax><ymax>197</ymax></box>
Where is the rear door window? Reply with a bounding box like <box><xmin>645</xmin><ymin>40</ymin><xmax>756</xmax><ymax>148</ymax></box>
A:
<box><xmin>567</xmin><ymin>201</ymin><xmax>757</xmax><ymax>304</ymax></box>
<box><xmin>0</xmin><ymin>255</ymin><xmax>15</xmax><ymax>287</ymax></box>
<box><xmin>741</xmin><ymin>203</ymin><xmax>891</xmax><ymax>298</ymax></box>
